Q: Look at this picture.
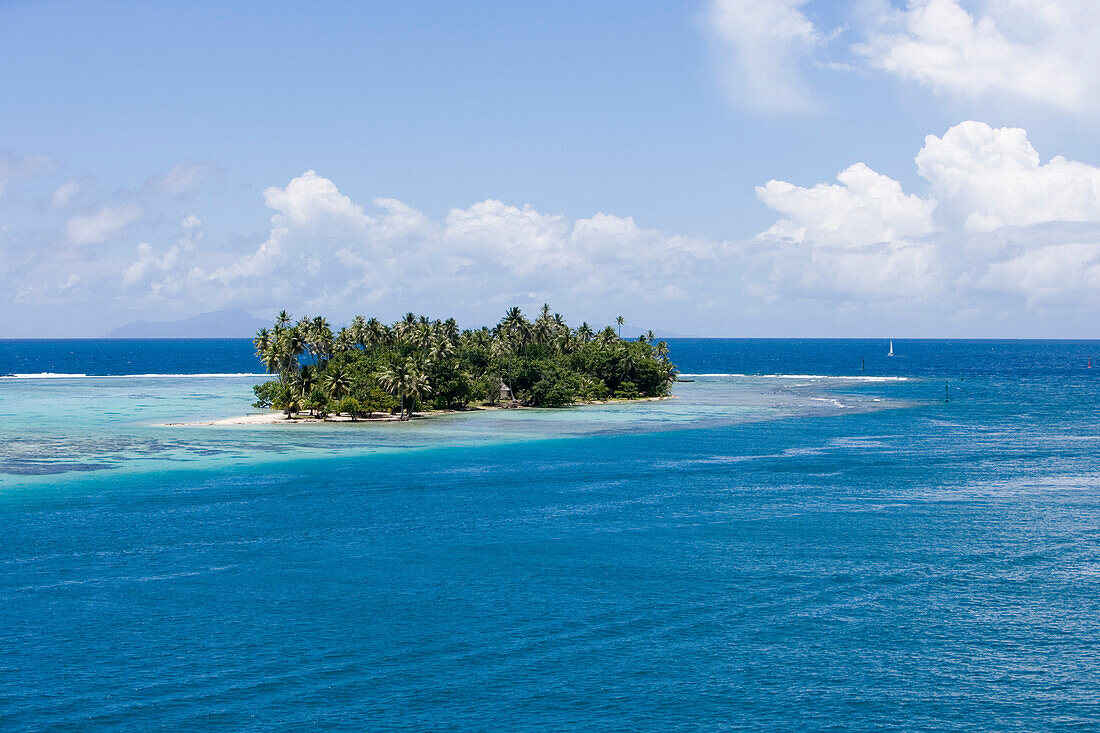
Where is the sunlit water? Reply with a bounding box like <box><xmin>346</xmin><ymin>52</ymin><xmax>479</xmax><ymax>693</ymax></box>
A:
<box><xmin>1</xmin><ymin>339</ymin><xmax>1099</xmax><ymax>730</ymax></box>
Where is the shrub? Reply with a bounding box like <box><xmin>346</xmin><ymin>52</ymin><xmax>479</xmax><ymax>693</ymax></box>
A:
<box><xmin>525</xmin><ymin>361</ymin><xmax>582</xmax><ymax>407</ymax></box>
<box><xmin>336</xmin><ymin>396</ymin><xmax>361</xmax><ymax>418</ymax></box>
<box><xmin>252</xmin><ymin>380</ymin><xmax>283</xmax><ymax>408</ymax></box>
<box><xmin>613</xmin><ymin>381</ymin><xmax>640</xmax><ymax>399</ymax></box>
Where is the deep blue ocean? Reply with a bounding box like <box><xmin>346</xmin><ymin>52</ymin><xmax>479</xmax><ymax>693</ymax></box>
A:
<box><xmin>2</xmin><ymin>339</ymin><xmax>1100</xmax><ymax>730</ymax></box>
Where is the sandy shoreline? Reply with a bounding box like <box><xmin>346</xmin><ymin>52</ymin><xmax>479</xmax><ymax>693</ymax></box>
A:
<box><xmin>163</xmin><ymin>396</ymin><xmax>673</xmax><ymax>427</ymax></box>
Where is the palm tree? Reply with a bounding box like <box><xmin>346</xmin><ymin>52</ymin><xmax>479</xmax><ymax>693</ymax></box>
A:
<box><xmin>440</xmin><ymin>318</ymin><xmax>460</xmax><ymax>345</ymax></box>
<box><xmin>261</xmin><ymin>341</ymin><xmax>283</xmax><ymax>380</ymax></box>
<box><xmin>429</xmin><ymin>336</ymin><xmax>454</xmax><ymax>364</ymax></box>
<box><xmin>324</xmin><ymin>368</ymin><xmax>350</xmax><ymax>403</ymax></box>
<box><xmin>335</xmin><ymin>327</ymin><xmax>354</xmax><ymax>353</ymax></box>
<box><xmin>396</xmin><ymin>312</ymin><xmax>418</xmax><ymax>338</ymax></box>
<box><xmin>253</xmin><ymin>327</ymin><xmax>271</xmax><ymax>356</ymax></box>
<box><xmin>620</xmin><ymin>346</ymin><xmax>639</xmax><ymax>382</ymax></box>
<box><xmin>656</xmin><ymin>340</ymin><xmax>670</xmax><ymax>361</ymax></box>
<box><xmin>411</xmin><ymin>323</ymin><xmax>433</xmax><ymax>352</ymax></box>
<box><xmin>616</xmin><ymin>315</ymin><xmax>625</xmax><ymax>338</ymax></box>
<box><xmin>378</xmin><ymin>363</ymin><xmax>406</xmax><ymax>415</ymax></box>
<box><xmin>403</xmin><ymin>366</ymin><xmax>431</xmax><ymax>418</ymax></box>
<box><xmin>534</xmin><ymin>318</ymin><xmax>553</xmax><ymax>345</ymax></box>
<box><xmin>364</xmin><ymin>317</ymin><xmax>386</xmax><ymax>348</ymax></box>
<box><xmin>350</xmin><ymin>315</ymin><xmax>368</xmax><ymax>349</ymax></box>
<box><xmin>378</xmin><ymin>359</ymin><xmax>432</xmax><ymax>419</ymax></box>
<box><xmin>280</xmin><ymin>326</ymin><xmax>304</xmax><ymax>376</ymax></box>
<box><xmin>293</xmin><ymin>364</ymin><xmax>318</xmax><ymax>415</ymax></box>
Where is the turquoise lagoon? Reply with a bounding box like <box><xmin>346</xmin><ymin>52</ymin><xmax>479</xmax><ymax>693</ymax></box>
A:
<box><xmin>0</xmin><ymin>371</ymin><xmax>897</xmax><ymax>486</ymax></box>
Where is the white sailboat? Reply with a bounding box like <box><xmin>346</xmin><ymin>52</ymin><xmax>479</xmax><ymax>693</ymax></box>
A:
<box><xmin>887</xmin><ymin>340</ymin><xmax>894</xmax><ymax>357</ymax></box>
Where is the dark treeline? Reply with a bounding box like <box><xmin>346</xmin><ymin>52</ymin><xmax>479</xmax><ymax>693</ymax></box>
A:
<box><xmin>252</xmin><ymin>305</ymin><xmax>677</xmax><ymax>419</ymax></box>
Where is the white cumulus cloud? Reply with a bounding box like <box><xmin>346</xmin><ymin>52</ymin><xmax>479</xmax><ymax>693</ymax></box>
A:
<box><xmin>704</xmin><ymin>0</ymin><xmax>826</xmax><ymax>112</ymax></box>
<box><xmin>17</xmin><ymin>123</ymin><xmax>1100</xmax><ymax>338</ymax></box>
<box><xmin>702</xmin><ymin>1</ymin><xmax>1100</xmax><ymax>116</ymax></box>
<box><xmin>185</xmin><ymin>171</ymin><xmax>731</xmax><ymax>316</ymax></box>
<box><xmin>67</xmin><ymin>204</ymin><xmax>143</xmax><ymax>245</ymax></box>
<box><xmin>854</xmin><ymin>0</ymin><xmax>1098</xmax><ymax>111</ymax></box>
<box><xmin>976</xmin><ymin>241</ymin><xmax>1100</xmax><ymax>303</ymax></box>
<box><xmin>916</xmin><ymin>120</ymin><xmax>1100</xmax><ymax>231</ymax></box>
<box><xmin>754</xmin><ymin>119</ymin><xmax>1100</xmax><ymax>302</ymax></box>
<box><xmin>757</xmin><ymin>162</ymin><xmax>936</xmax><ymax>248</ymax></box>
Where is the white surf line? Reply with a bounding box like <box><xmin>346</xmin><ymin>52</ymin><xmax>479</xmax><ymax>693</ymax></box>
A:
<box><xmin>678</xmin><ymin>373</ymin><xmax>908</xmax><ymax>381</ymax></box>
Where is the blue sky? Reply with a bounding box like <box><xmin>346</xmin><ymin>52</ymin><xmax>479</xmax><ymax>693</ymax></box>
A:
<box><xmin>4</xmin><ymin>0</ymin><xmax>1100</xmax><ymax>337</ymax></box>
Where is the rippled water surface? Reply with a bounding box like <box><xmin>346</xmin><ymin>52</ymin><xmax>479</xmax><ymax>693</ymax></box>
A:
<box><xmin>2</xmin><ymin>339</ymin><xmax>1099</xmax><ymax>730</ymax></box>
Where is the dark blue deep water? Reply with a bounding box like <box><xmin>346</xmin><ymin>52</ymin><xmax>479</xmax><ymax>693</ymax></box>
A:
<box><xmin>3</xmin><ymin>336</ymin><xmax>1098</xmax><ymax>378</ymax></box>
<box><xmin>2</xmin><ymin>339</ymin><xmax>1100</xmax><ymax>730</ymax></box>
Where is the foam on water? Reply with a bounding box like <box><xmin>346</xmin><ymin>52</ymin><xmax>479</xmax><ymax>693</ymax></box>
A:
<box><xmin>681</xmin><ymin>373</ymin><xmax>909</xmax><ymax>381</ymax></box>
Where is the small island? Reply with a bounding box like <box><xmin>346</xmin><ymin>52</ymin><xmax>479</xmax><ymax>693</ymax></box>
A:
<box><xmin>250</xmin><ymin>305</ymin><xmax>677</xmax><ymax>421</ymax></box>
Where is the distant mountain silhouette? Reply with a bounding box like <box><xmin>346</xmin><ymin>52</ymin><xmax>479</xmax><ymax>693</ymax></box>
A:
<box><xmin>107</xmin><ymin>309</ymin><xmax>268</xmax><ymax>338</ymax></box>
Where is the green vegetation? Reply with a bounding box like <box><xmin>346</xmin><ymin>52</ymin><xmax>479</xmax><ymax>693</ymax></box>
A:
<box><xmin>252</xmin><ymin>305</ymin><xmax>677</xmax><ymax>420</ymax></box>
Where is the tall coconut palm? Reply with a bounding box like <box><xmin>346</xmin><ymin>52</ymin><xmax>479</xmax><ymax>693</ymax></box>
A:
<box><xmin>323</xmin><ymin>368</ymin><xmax>350</xmax><ymax>403</ymax></box>
<box><xmin>280</xmin><ymin>326</ymin><xmax>305</xmax><ymax>375</ymax></box>
<box><xmin>620</xmin><ymin>346</ymin><xmax>640</xmax><ymax>382</ymax></box>
<box><xmin>402</xmin><ymin>366</ymin><xmax>431</xmax><ymax>418</ymax></box>
<box><xmin>261</xmin><ymin>341</ymin><xmax>283</xmax><ymax>381</ymax></box>
<box><xmin>395</xmin><ymin>312</ymin><xmax>417</xmax><ymax>338</ymax></box>
<box><xmin>335</xmin><ymin>327</ymin><xmax>355</xmax><ymax>353</ymax></box>
<box><xmin>253</xmin><ymin>327</ymin><xmax>271</xmax><ymax>356</ymax></box>
<box><xmin>411</xmin><ymin>323</ymin><xmax>433</xmax><ymax>353</ymax></box>
<box><xmin>379</xmin><ymin>359</ymin><xmax>431</xmax><ymax>419</ymax></box>
<box><xmin>293</xmin><ymin>364</ymin><xmax>318</xmax><ymax>415</ymax></box>
<box><xmin>502</xmin><ymin>307</ymin><xmax>526</xmax><ymax>336</ymax></box>
<box><xmin>350</xmin><ymin>315</ymin><xmax>368</xmax><ymax>349</ymax></box>
<box><xmin>441</xmin><ymin>318</ymin><xmax>459</xmax><ymax>345</ymax></box>
<box><xmin>378</xmin><ymin>361</ymin><xmax>408</xmax><ymax>417</ymax></box>
<box><xmin>361</xmin><ymin>317</ymin><xmax>383</xmax><ymax>348</ymax></box>
<box><xmin>534</xmin><ymin>318</ymin><xmax>553</xmax><ymax>345</ymax></box>
<box><xmin>429</xmin><ymin>336</ymin><xmax>455</xmax><ymax>364</ymax></box>
<box><xmin>616</xmin><ymin>315</ymin><xmax>625</xmax><ymax>338</ymax></box>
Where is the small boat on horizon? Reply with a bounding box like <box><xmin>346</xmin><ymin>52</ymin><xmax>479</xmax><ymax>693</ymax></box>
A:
<box><xmin>887</xmin><ymin>340</ymin><xmax>894</xmax><ymax>357</ymax></box>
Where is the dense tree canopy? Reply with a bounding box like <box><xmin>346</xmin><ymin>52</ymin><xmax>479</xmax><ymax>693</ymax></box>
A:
<box><xmin>252</xmin><ymin>306</ymin><xmax>677</xmax><ymax>420</ymax></box>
